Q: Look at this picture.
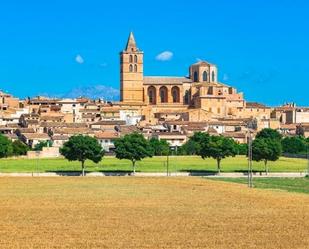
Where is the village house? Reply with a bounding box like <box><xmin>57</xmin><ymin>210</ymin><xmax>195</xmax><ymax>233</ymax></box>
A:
<box><xmin>94</xmin><ymin>131</ymin><xmax>119</xmax><ymax>152</ymax></box>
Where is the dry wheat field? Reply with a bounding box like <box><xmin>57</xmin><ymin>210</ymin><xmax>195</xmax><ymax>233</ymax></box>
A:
<box><xmin>0</xmin><ymin>177</ymin><xmax>308</xmax><ymax>249</ymax></box>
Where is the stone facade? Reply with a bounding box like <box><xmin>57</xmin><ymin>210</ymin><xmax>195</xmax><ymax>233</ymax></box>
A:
<box><xmin>119</xmin><ymin>33</ymin><xmax>258</xmax><ymax>123</ymax></box>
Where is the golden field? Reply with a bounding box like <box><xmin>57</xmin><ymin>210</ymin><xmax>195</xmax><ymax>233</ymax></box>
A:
<box><xmin>0</xmin><ymin>177</ymin><xmax>308</xmax><ymax>249</ymax></box>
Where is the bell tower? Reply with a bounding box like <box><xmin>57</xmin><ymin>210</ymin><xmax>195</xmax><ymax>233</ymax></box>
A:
<box><xmin>120</xmin><ymin>32</ymin><xmax>144</xmax><ymax>103</ymax></box>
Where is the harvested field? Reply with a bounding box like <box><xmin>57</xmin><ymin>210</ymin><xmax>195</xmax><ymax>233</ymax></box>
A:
<box><xmin>0</xmin><ymin>177</ymin><xmax>308</xmax><ymax>249</ymax></box>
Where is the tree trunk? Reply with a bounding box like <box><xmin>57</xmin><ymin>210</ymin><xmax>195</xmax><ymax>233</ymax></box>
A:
<box><xmin>264</xmin><ymin>160</ymin><xmax>268</xmax><ymax>175</ymax></box>
<box><xmin>81</xmin><ymin>160</ymin><xmax>85</xmax><ymax>176</ymax></box>
<box><xmin>217</xmin><ymin>158</ymin><xmax>221</xmax><ymax>175</ymax></box>
<box><xmin>132</xmin><ymin>160</ymin><xmax>136</xmax><ymax>175</ymax></box>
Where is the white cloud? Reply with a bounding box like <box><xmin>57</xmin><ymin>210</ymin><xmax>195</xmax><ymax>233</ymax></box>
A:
<box><xmin>156</xmin><ymin>51</ymin><xmax>173</xmax><ymax>61</ymax></box>
<box><xmin>75</xmin><ymin>54</ymin><xmax>84</xmax><ymax>64</ymax></box>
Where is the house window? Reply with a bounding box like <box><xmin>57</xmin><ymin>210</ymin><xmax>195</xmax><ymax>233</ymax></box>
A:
<box><xmin>134</xmin><ymin>55</ymin><xmax>138</xmax><ymax>63</ymax></box>
<box><xmin>129</xmin><ymin>55</ymin><xmax>133</xmax><ymax>63</ymax></box>
<box><xmin>129</xmin><ymin>64</ymin><xmax>133</xmax><ymax>72</ymax></box>
<box><xmin>212</xmin><ymin>71</ymin><xmax>215</xmax><ymax>82</ymax></box>
<box><xmin>134</xmin><ymin>64</ymin><xmax>137</xmax><ymax>72</ymax></box>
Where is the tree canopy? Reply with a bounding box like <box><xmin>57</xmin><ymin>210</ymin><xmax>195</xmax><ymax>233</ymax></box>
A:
<box><xmin>60</xmin><ymin>135</ymin><xmax>104</xmax><ymax>176</ymax></box>
<box><xmin>184</xmin><ymin>132</ymin><xmax>210</xmax><ymax>156</ymax></box>
<box><xmin>252</xmin><ymin>138</ymin><xmax>282</xmax><ymax>174</ymax></box>
<box><xmin>149</xmin><ymin>138</ymin><xmax>169</xmax><ymax>156</ymax></box>
<box><xmin>34</xmin><ymin>141</ymin><xmax>52</xmax><ymax>151</ymax></box>
<box><xmin>282</xmin><ymin>136</ymin><xmax>306</xmax><ymax>154</ymax></box>
<box><xmin>200</xmin><ymin>135</ymin><xmax>238</xmax><ymax>173</ymax></box>
<box><xmin>236</xmin><ymin>143</ymin><xmax>248</xmax><ymax>155</ymax></box>
<box><xmin>0</xmin><ymin>134</ymin><xmax>13</xmax><ymax>158</ymax></box>
<box><xmin>256</xmin><ymin>128</ymin><xmax>282</xmax><ymax>141</ymax></box>
<box><xmin>12</xmin><ymin>140</ymin><xmax>29</xmax><ymax>156</ymax></box>
<box><xmin>114</xmin><ymin>133</ymin><xmax>153</xmax><ymax>174</ymax></box>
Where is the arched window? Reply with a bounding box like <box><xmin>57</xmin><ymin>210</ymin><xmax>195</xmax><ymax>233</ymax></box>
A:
<box><xmin>134</xmin><ymin>64</ymin><xmax>137</xmax><ymax>72</ymax></box>
<box><xmin>193</xmin><ymin>72</ymin><xmax>198</xmax><ymax>82</ymax></box>
<box><xmin>134</xmin><ymin>55</ymin><xmax>138</xmax><ymax>63</ymax></box>
<box><xmin>184</xmin><ymin>90</ymin><xmax>190</xmax><ymax>105</ymax></box>
<box><xmin>129</xmin><ymin>55</ymin><xmax>133</xmax><ymax>63</ymax></box>
<box><xmin>212</xmin><ymin>71</ymin><xmax>215</xmax><ymax>82</ymax></box>
<box><xmin>203</xmin><ymin>71</ymin><xmax>208</xmax><ymax>81</ymax></box>
<box><xmin>171</xmin><ymin>86</ymin><xmax>180</xmax><ymax>103</ymax></box>
<box><xmin>159</xmin><ymin>86</ymin><xmax>168</xmax><ymax>103</ymax></box>
<box><xmin>148</xmin><ymin>86</ymin><xmax>156</xmax><ymax>105</ymax></box>
<box><xmin>129</xmin><ymin>64</ymin><xmax>133</xmax><ymax>72</ymax></box>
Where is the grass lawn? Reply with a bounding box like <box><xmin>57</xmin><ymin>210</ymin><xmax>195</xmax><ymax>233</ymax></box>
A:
<box><xmin>0</xmin><ymin>177</ymin><xmax>308</xmax><ymax>249</ymax></box>
<box><xmin>209</xmin><ymin>177</ymin><xmax>309</xmax><ymax>194</ymax></box>
<box><xmin>0</xmin><ymin>155</ymin><xmax>308</xmax><ymax>173</ymax></box>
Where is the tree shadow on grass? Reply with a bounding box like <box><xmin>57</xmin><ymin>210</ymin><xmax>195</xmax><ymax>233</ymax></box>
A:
<box><xmin>46</xmin><ymin>170</ymin><xmax>133</xmax><ymax>176</ymax></box>
<box><xmin>178</xmin><ymin>169</ymin><xmax>218</xmax><ymax>176</ymax></box>
<box><xmin>233</xmin><ymin>170</ymin><xmax>264</xmax><ymax>175</ymax></box>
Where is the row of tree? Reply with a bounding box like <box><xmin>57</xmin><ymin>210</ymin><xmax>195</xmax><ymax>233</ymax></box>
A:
<box><xmin>60</xmin><ymin>132</ymin><xmax>241</xmax><ymax>175</ymax></box>
<box><xmin>60</xmin><ymin>133</ymin><xmax>171</xmax><ymax>175</ymax></box>
<box><xmin>1</xmin><ymin>128</ymin><xmax>309</xmax><ymax>175</ymax></box>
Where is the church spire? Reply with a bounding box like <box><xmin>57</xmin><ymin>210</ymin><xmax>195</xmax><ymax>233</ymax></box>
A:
<box><xmin>125</xmin><ymin>32</ymin><xmax>137</xmax><ymax>51</ymax></box>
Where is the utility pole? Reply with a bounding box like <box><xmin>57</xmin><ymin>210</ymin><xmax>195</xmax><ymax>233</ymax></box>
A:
<box><xmin>247</xmin><ymin>131</ymin><xmax>253</xmax><ymax>188</ymax></box>
<box><xmin>247</xmin><ymin>120</ymin><xmax>254</xmax><ymax>188</ymax></box>
<box><xmin>307</xmin><ymin>145</ymin><xmax>309</xmax><ymax>177</ymax></box>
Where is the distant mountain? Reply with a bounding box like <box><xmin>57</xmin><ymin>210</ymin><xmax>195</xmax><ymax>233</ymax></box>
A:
<box><xmin>65</xmin><ymin>85</ymin><xmax>120</xmax><ymax>101</ymax></box>
<box><xmin>37</xmin><ymin>85</ymin><xmax>120</xmax><ymax>101</ymax></box>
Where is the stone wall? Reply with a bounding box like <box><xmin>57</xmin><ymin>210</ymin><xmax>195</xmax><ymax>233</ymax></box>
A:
<box><xmin>27</xmin><ymin>147</ymin><xmax>60</xmax><ymax>159</ymax></box>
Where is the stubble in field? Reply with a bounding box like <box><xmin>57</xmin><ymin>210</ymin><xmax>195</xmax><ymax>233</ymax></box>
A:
<box><xmin>0</xmin><ymin>177</ymin><xmax>308</xmax><ymax>249</ymax></box>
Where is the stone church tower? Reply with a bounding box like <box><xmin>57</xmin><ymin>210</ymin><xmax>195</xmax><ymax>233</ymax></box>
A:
<box><xmin>120</xmin><ymin>32</ymin><xmax>144</xmax><ymax>103</ymax></box>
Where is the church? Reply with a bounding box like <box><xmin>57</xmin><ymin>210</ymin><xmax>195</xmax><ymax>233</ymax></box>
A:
<box><xmin>119</xmin><ymin>32</ymin><xmax>271</xmax><ymax>124</ymax></box>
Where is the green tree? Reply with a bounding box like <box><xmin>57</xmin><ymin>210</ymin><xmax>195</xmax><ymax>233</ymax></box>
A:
<box><xmin>237</xmin><ymin>143</ymin><xmax>248</xmax><ymax>155</ymax></box>
<box><xmin>114</xmin><ymin>133</ymin><xmax>153</xmax><ymax>174</ymax></box>
<box><xmin>0</xmin><ymin>134</ymin><xmax>13</xmax><ymax>158</ymax></box>
<box><xmin>252</xmin><ymin>138</ymin><xmax>282</xmax><ymax>174</ymax></box>
<box><xmin>60</xmin><ymin>135</ymin><xmax>104</xmax><ymax>176</ymax></box>
<box><xmin>34</xmin><ymin>141</ymin><xmax>52</xmax><ymax>151</ymax></box>
<box><xmin>282</xmin><ymin>136</ymin><xmax>306</xmax><ymax>154</ymax></box>
<box><xmin>183</xmin><ymin>132</ymin><xmax>210</xmax><ymax>155</ymax></box>
<box><xmin>199</xmin><ymin>135</ymin><xmax>238</xmax><ymax>174</ymax></box>
<box><xmin>256</xmin><ymin>128</ymin><xmax>282</xmax><ymax>141</ymax></box>
<box><xmin>149</xmin><ymin>138</ymin><xmax>169</xmax><ymax>156</ymax></box>
<box><xmin>12</xmin><ymin>140</ymin><xmax>29</xmax><ymax>156</ymax></box>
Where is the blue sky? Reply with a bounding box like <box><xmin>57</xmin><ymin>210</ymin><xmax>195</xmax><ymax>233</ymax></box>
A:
<box><xmin>0</xmin><ymin>0</ymin><xmax>308</xmax><ymax>105</ymax></box>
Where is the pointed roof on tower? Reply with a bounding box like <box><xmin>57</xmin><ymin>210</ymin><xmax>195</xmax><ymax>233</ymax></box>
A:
<box><xmin>125</xmin><ymin>32</ymin><xmax>137</xmax><ymax>51</ymax></box>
